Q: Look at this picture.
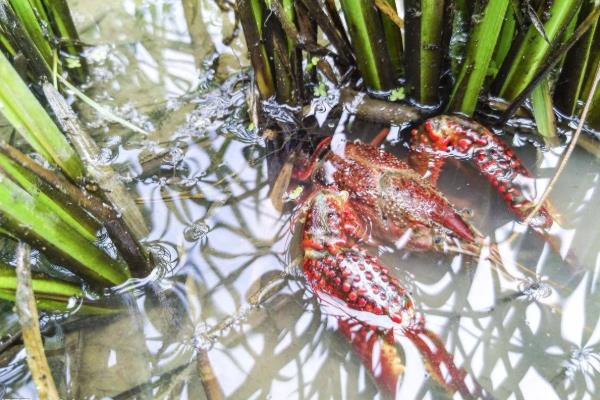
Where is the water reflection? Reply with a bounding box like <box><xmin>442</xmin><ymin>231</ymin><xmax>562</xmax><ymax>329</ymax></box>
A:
<box><xmin>0</xmin><ymin>1</ymin><xmax>599</xmax><ymax>399</ymax></box>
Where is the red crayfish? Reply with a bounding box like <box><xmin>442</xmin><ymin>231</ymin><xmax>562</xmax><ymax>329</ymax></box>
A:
<box><xmin>287</xmin><ymin>115</ymin><xmax>559</xmax><ymax>398</ymax></box>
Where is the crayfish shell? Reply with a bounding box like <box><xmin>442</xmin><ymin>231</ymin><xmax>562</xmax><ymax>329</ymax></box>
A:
<box><xmin>303</xmin><ymin>248</ymin><xmax>415</xmax><ymax>327</ymax></box>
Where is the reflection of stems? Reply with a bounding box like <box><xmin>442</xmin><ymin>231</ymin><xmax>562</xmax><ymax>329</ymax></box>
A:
<box><xmin>15</xmin><ymin>243</ymin><xmax>60</xmax><ymax>400</ymax></box>
<box><xmin>197</xmin><ymin>350</ymin><xmax>225</xmax><ymax>400</ymax></box>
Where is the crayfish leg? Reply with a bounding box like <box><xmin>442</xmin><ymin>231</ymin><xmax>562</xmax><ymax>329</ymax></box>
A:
<box><xmin>409</xmin><ymin>115</ymin><xmax>554</xmax><ymax>229</ymax></box>
<box><xmin>403</xmin><ymin>325</ymin><xmax>486</xmax><ymax>399</ymax></box>
<box><xmin>338</xmin><ymin>319</ymin><xmax>404</xmax><ymax>398</ymax></box>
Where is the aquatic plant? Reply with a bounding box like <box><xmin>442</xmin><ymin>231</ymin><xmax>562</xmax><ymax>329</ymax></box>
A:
<box><xmin>238</xmin><ymin>0</ymin><xmax>600</xmax><ymax>144</ymax></box>
<box><xmin>0</xmin><ymin>0</ymin><xmax>152</xmax><ymax>293</ymax></box>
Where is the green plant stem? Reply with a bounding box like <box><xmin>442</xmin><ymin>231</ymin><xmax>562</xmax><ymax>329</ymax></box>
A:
<box><xmin>554</xmin><ymin>5</ymin><xmax>598</xmax><ymax>116</ymax></box>
<box><xmin>380</xmin><ymin>0</ymin><xmax>403</xmax><ymax>80</ymax></box>
<box><xmin>8</xmin><ymin>0</ymin><xmax>53</xmax><ymax>66</ymax></box>
<box><xmin>0</xmin><ymin>263</ymin><xmax>114</xmax><ymax>313</ymax></box>
<box><xmin>0</xmin><ymin>143</ymin><xmax>151</xmax><ymax>278</ymax></box>
<box><xmin>499</xmin><ymin>6</ymin><xmax>600</xmax><ymax>123</ymax></box>
<box><xmin>339</xmin><ymin>0</ymin><xmax>394</xmax><ymax>90</ymax></box>
<box><xmin>0</xmin><ymin>150</ymin><xmax>98</xmax><ymax>241</ymax></box>
<box><xmin>489</xmin><ymin>5</ymin><xmax>516</xmax><ymax>80</ymax></box>
<box><xmin>299</xmin><ymin>0</ymin><xmax>354</xmax><ymax>66</ymax></box>
<box><xmin>237</xmin><ymin>0</ymin><xmax>275</xmax><ymax>98</ymax></box>
<box><xmin>448</xmin><ymin>0</ymin><xmax>471</xmax><ymax>76</ymax></box>
<box><xmin>447</xmin><ymin>0</ymin><xmax>510</xmax><ymax>115</ymax></box>
<box><xmin>496</xmin><ymin>0</ymin><xmax>582</xmax><ymax>100</ymax></box>
<box><xmin>530</xmin><ymin>78</ymin><xmax>557</xmax><ymax>141</ymax></box>
<box><xmin>0</xmin><ymin>1</ymin><xmax>50</xmax><ymax>79</ymax></box>
<box><xmin>404</xmin><ymin>0</ymin><xmax>446</xmax><ymax>105</ymax></box>
<box><xmin>0</xmin><ymin>173</ymin><xmax>130</xmax><ymax>287</ymax></box>
<box><xmin>42</xmin><ymin>0</ymin><xmax>87</xmax><ymax>82</ymax></box>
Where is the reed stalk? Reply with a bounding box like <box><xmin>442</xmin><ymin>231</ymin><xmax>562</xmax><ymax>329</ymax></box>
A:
<box><xmin>447</xmin><ymin>0</ymin><xmax>510</xmax><ymax>115</ymax></box>
<box><xmin>0</xmin><ymin>150</ymin><xmax>98</xmax><ymax>241</ymax></box>
<box><xmin>339</xmin><ymin>0</ymin><xmax>394</xmax><ymax>90</ymax></box>
<box><xmin>404</xmin><ymin>0</ymin><xmax>447</xmax><ymax>105</ymax></box>
<box><xmin>530</xmin><ymin>78</ymin><xmax>557</xmax><ymax>140</ymax></box>
<box><xmin>42</xmin><ymin>0</ymin><xmax>87</xmax><ymax>82</ymax></box>
<box><xmin>554</xmin><ymin>4</ymin><xmax>599</xmax><ymax>117</ymax></box>
<box><xmin>489</xmin><ymin>5</ymin><xmax>516</xmax><ymax>80</ymax></box>
<box><xmin>14</xmin><ymin>243</ymin><xmax>60</xmax><ymax>400</ymax></box>
<box><xmin>0</xmin><ymin>173</ymin><xmax>130</xmax><ymax>287</ymax></box>
<box><xmin>237</xmin><ymin>0</ymin><xmax>276</xmax><ymax>98</ymax></box>
<box><xmin>495</xmin><ymin>0</ymin><xmax>583</xmax><ymax>100</ymax></box>
<box><xmin>0</xmin><ymin>0</ymin><xmax>51</xmax><ymax>79</ymax></box>
<box><xmin>7</xmin><ymin>0</ymin><xmax>53</xmax><ymax>67</ymax></box>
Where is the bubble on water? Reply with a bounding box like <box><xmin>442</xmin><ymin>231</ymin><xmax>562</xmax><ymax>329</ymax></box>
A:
<box><xmin>146</xmin><ymin>241</ymin><xmax>179</xmax><ymax>275</ymax></box>
<box><xmin>518</xmin><ymin>276</ymin><xmax>552</xmax><ymax>301</ymax></box>
<box><xmin>184</xmin><ymin>221</ymin><xmax>210</xmax><ymax>242</ymax></box>
<box><xmin>178</xmin><ymin>176</ymin><xmax>200</xmax><ymax>188</ymax></box>
<box><xmin>162</xmin><ymin>147</ymin><xmax>185</xmax><ymax>167</ymax></box>
<box><xmin>97</xmin><ymin>147</ymin><xmax>115</xmax><ymax>164</ymax></box>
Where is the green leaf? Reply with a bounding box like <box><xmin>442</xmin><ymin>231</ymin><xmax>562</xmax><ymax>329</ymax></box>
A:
<box><xmin>448</xmin><ymin>0</ymin><xmax>511</xmax><ymax>115</ymax></box>
<box><xmin>0</xmin><ymin>173</ymin><xmax>130</xmax><ymax>287</ymax></box>
<box><xmin>0</xmin><ymin>52</ymin><xmax>84</xmax><ymax>180</ymax></box>
<box><xmin>530</xmin><ymin>78</ymin><xmax>558</xmax><ymax>141</ymax></box>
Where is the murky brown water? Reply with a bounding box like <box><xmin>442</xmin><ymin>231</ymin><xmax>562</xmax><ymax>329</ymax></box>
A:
<box><xmin>1</xmin><ymin>1</ymin><xmax>600</xmax><ymax>399</ymax></box>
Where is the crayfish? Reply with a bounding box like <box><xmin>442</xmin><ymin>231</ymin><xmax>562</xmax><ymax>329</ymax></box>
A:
<box><xmin>285</xmin><ymin>115</ymin><xmax>560</xmax><ymax>398</ymax></box>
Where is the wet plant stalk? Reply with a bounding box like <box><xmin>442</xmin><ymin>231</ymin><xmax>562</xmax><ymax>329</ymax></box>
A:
<box><xmin>43</xmin><ymin>83</ymin><xmax>150</xmax><ymax>244</ymax></box>
<box><xmin>500</xmin><ymin>6</ymin><xmax>600</xmax><ymax>123</ymax></box>
<box><xmin>197</xmin><ymin>350</ymin><xmax>225</xmax><ymax>400</ymax></box>
<box><xmin>15</xmin><ymin>243</ymin><xmax>60</xmax><ymax>400</ymax></box>
<box><xmin>237</xmin><ymin>0</ymin><xmax>275</xmax><ymax>98</ymax></box>
<box><xmin>447</xmin><ymin>0</ymin><xmax>510</xmax><ymax>115</ymax></box>
<box><xmin>379</xmin><ymin>0</ymin><xmax>403</xmax><ymax>80</ymax></box>
<box><xmin>489</xmin><ymin>4</ymin><xmax>516</xmax><ymax>80</ymax></box>
<box><xmin>495</xmin><ymin>0</ymin><xmax>582</xmax><ymax>100</ymax></box>
<box><xmin>7</xmin><ymin>0</ymin><xmax>53</xmax><ymax>67</ymax></box>
<box><xmin>0</xmin><ymin>150</ymin><xmax>98</xmax><ymax>241</ymax></box>
<box><xmin>530</xmin><ymin>78</ymin><xmax>557</xmax><ymax>141</ymax></box>
<box><xmin>299</xmin><ymin>0</ymin><xmax>354</xmax><ymax>66</ymax></box>
<box><xmin>0</xmin><ymin>144</ymin><xmax>151</xmax><ymax>277</ymax></box>
<box><xmin>42</xmin><ymin>0</ymin><xmax>88</xmax><ymax>82</ymax></box>
<box><xmin>0</xmin><ymin>51</ymin><xmax>83</xmax><ymax>179</ymax></box>
<box><xmin>0</xmin><ymin>173</ymin><xmax>130</xmax><ymax>287</ymax></box>
<box><xmin>554</xmin><ymin>3</ymin><xmax>599</xmax><ymax>117</ymax></box>
<box><xmin>0</xmin><ymin>262</ymin><xmax>86</xmax><ymax>311</ymax></box>
<box><xmin>339</xmin><ymin>0</ymin><xmax>394</xmax><ymax>90</ymax></box>
<box><xmin>404</xmin><ymin>0</ymin><xmax>446</xmax><ymax>105</ymax></box>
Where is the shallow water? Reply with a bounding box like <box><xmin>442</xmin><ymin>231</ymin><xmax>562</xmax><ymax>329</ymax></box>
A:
<box><xmin>1</xmin><ymin>1</ymin><xmax>600</xmax><ymax>399</ymax></box>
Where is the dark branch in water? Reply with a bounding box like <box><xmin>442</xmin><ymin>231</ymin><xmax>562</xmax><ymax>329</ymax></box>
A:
<box><xmin>338</xmin><ymin>89</ymin><xmax>423</xmax><ymax>125</ymax></box>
